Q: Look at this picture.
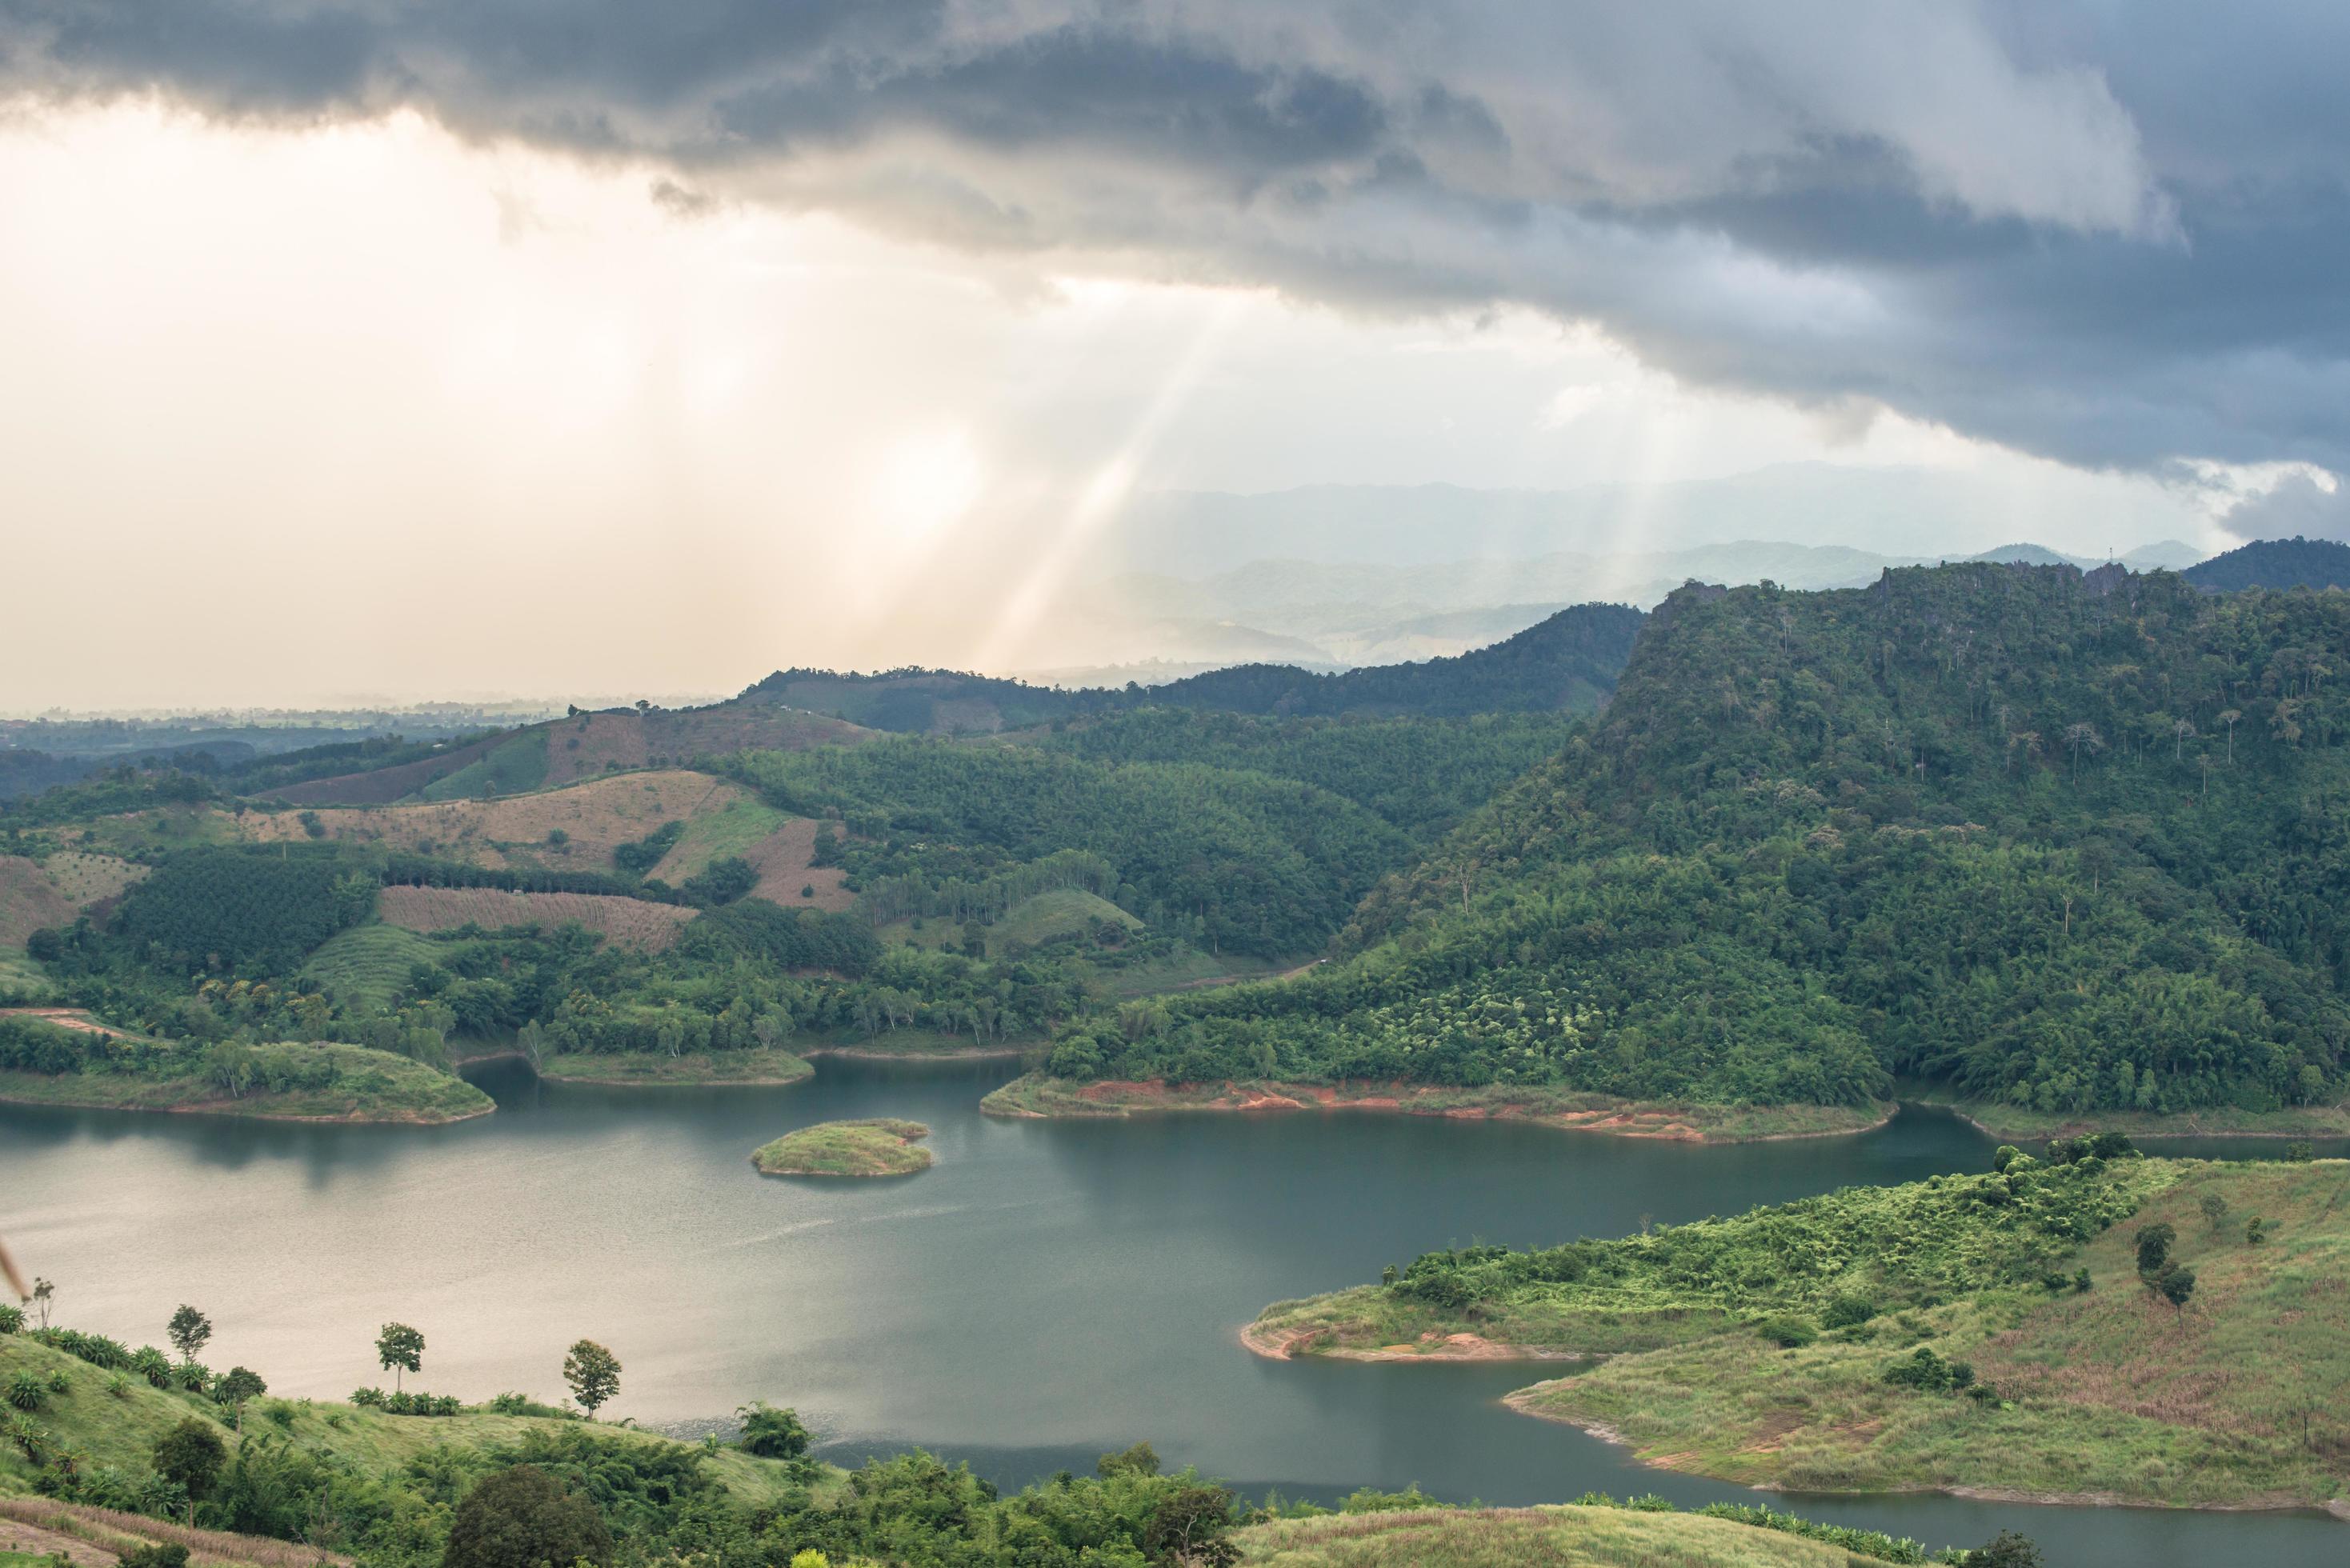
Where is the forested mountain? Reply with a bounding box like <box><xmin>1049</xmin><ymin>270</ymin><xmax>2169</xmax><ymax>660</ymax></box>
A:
<box><xmin>1040</xmin><ymin>564</ymin><xmax>2350</xmax><ymax>1118</ymax></box>
<box><xmin>2183</xmin><ymin>536</ymin><xmax>2350</xmax><ymax>594</ymax></box>
<box><xmin>1141</xmin><ymin>602</ymin><xmax>1643</xmax><ymax>717</ymax></box>
<box><xmin>743</xmin><ymin>602</ymin><xmax>1643</xmax><ymax>734</ymax></box>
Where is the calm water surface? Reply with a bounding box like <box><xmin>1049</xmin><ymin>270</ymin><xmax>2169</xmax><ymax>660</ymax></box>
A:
<box><xmin>4</xmin><ymin>1056</ymin><xmax>2342</xmax><ymax>1566</ymax></box>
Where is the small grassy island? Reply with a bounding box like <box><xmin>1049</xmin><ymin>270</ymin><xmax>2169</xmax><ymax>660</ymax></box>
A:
<box><xmin>752</xmin><ymin>1118</ymin><xmax>933</xmax><ymax>1177</ymax></box>
<box><xmin>0</xmin><ymin>1016</ymin><xmax>492</xmax><ymax>1123</ymax></box>
<box><xmin>1249</xmin><ymin>1145</ymin><xmax>2350</xmax><ymax>1512</ymax></box>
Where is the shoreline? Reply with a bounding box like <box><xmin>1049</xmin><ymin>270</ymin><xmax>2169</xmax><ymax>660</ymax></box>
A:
<box><xmin>1920</xmin><ymin>1098</ymin><xmax>2350</xmax><ymax>1143</ymax></box>
<box><xmin>983</xmin><ymin>1074</ymin><xmax>1894</xmax><ymax>1145</ymax></box>
<box><xmin>1240</xmin><ymin>1320</ymin><xmax>1583</xmax><ymax>1364</ymax></box>
<box><xmin>0</xmin><ymin>1085</ymin><xmax>493</xmax><ymax>1126</ymax></box>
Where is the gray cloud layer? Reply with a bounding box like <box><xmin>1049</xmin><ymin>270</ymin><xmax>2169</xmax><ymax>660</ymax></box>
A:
<box><xmin>5</xmin><ymin>1</ymin><xmax>2345</xmax><ymax>476</ymax></box>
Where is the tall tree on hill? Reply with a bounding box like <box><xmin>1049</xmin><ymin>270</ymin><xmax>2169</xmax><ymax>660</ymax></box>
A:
<box><xmin>376</xmin><ymin>1322</ymin><xmax>424</xmax><ymax>1392</ymax></box>
<box><xmin>166</xmin><ymin>1304</ymin><xmax>211</xmax><ymax>1365</ymax></box>
<box><xmin>563</xmin><ymin>1339</ymin><xmax>621</xmax><ymax>1419</ymax></box>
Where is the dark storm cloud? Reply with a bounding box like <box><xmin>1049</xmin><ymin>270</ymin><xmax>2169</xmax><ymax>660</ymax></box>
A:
<box><xmin>4</xmin><ymin>0</ymin><xmax>2346</xmax><ymax>477</ymax></box>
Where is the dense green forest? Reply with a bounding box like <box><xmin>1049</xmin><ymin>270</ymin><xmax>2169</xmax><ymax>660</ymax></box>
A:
<box><xmin>1035</xmin><ymin>566</ymin><xmax>2350</xmax><ymax>1118</ymax></box>
<box><xmin>719</xmin><ymin>742</ymin><xmax>1411</xmax><ymax>958</ymax></box>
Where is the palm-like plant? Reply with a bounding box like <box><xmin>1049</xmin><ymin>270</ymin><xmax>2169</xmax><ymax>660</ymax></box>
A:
<box><xmin>4</xmin><ymin>1371</ymin><xmax>45</xmax><ymax>1410</ymax></box>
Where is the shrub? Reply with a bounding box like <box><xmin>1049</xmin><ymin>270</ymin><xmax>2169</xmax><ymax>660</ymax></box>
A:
<box><xmin>6</xmin><ymin>1372</ymin><xmax>46</xmax><ymax>1410</ymax></box>
<box><xmin>130</xmin><ymin>1348</ymin><xmax>172</xmax><ymax>1387</ymax></box>
<box><xmin>0</xmin><ymin>1306</ymin><xmax>22</xmax><ymax>1334</ymax></box>
<box><xmin>1754</xmin><ymin>1314</ymin><xmax>1817</xmax><ymax>1348</ymax></box>
<box><xmin>1881</xmin><ymin>1348</ymin><xmax>1972</xmax><ymax>1394</ymax></box>
<box><xmin>117</xmin><ymin>1545</ymin><xmax>190</xmax><ymax>1568</ymax></box>
<box><xmin>1820</xmin><ymin>1294</ymin><xmax>1876</xmax><ymax>1329</ymax></box>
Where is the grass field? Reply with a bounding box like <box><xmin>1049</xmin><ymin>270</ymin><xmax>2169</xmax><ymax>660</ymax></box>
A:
<box><xmin>0</xmin><ymin>1042</ymin><xmax>492</xmax><ymax>1123</ymax></box>
<box><xmin>647</xmin><ymin>792</ymin><xmax>789</xmax><ymax>882</ymax></box>
<box><xmin>0</xmin><ymin>946</ymin><xmax>55</xmax><ymax>1002</ymax></box>
<box><xmin>983</xmin><ymin>1074</ymin><xmax>1892</xmax><ymax>1143</ymax></box>
<box><xmin>1922</xmin><ymin>1093</ymin><xmax>2350</xmax><ymax>1142</ymax></box>
<box><xmin>1232</xmin><ymin>1506</ymin><xmax>1920</xmax><ymax>1567</ymax></box>
<box><xmin>417</xmin><ymin>727</ymin><xmax>550</xmax><ymax>802</ymax></box>
<box><xmin>537</xmin><ymin>1049</ymin><xmax>813</xmax><ymax>1086</ymax></box>
<box><xmin>1083</xmin><ymin>947</ymin><xmax>1294</xmax><ymax>1001</ymax></box>
<box><xmin>752</xmin><ymin>1118</ymin><xmax>932</xmax><ymax>1176</ymax></box>
<box><xmin>297</xmin><ymin>922</ymin><xmax>446</xmax><ymax>1009</ymax></box>
<box><xmin>879</xmin><ymin>888</ymin><xmax>1143</xmax><ymax>961</ymax></box>
<box><xmin>375</xmin><ymin>886</ymin><xmax>695</xmax><ymax>950</ymax></box>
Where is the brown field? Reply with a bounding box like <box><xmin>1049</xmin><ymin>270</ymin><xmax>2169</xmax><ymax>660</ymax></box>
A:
<box><xmin>377</xmin><ymin>885</ymin><xmax>698</xmax><ymax>950</ymax></box>
<box><xmin>739</xmin><ymin>818</ymin><xmax>852</xmax><ymax>910</ymax></box>
<box><xmin>0</xmin><ymin>854</ymin><xmax>74</xmax><ymax>944</ymax></box>
<box><xmin>0</xmin><ymin>1496</ymin><xmax>348</xmax><ymax>1568</ymax></box>
<box><xmin>266</xmin><ymin>731</ymin><xmax>507</xmax><ymax>806</ymax></box>
<box><xmin>235</xmin><ymin>769</ymin><xmax>745</xmax><ymax>872</ymax></box>
<box><xmin>540</xmin><ymin>703</ymin><xmax>874</xmax><ymax>787</ymax></box>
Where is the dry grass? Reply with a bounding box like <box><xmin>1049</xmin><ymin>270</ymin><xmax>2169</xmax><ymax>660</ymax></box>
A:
<box><xmin>235</xmin><ymin>770</ymin><xmax>743</xmax><ymax>874</ymax></box>
<box><xmin>0</xmin><ymin>1499</ymin><xmax>345</xmax><ymax>1568</ymax></box>
<box><xmin>38</xmin><ymin>853</ymin><xmax>146</xmax><ymax>909</ymax></box>
<box><xmin>1233</xmin><ymin>1506</ymin><xmax>1885</xmax><ymax>1567</ymax></box>
<box><xmin>377</xmin><ymin>885</ymin><xmax>695</xmax><ymax>951</ymax></box>
<box><xmin>0</xmin><ymin>856</ymin><xmax>73</xmax><ymax>945</ymax></box>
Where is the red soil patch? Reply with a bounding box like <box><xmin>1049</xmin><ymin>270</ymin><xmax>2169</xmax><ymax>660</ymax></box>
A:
<box><xmin>378</xmin><ymin>885</ymin><xmax>695</xmax><ymax>951</ymax></box>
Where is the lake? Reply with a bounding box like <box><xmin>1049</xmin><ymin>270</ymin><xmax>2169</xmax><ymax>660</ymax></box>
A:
<box><xmin>4</xmin><ymin>1054</ymin><xmax>2342</xmax><ymax>1566</ymax></box>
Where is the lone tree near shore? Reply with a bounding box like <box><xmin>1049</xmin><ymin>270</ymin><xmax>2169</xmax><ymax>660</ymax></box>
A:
<box><xmin>166</xmin><ymin>1305</ymin><xmax>212</xmax><ymax>1365</ymax></box>
<box><xmin>377</xmin><ymin>1322</ymin><xmax>425</xmax><ymax>1393</ymax></box>
<box><xmin>563</xmin><ymin>1339</ymin><xmax>620</xmax><ymax>1419</ymax></box>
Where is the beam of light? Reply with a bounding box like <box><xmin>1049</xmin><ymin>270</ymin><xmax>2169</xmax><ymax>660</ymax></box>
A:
<box><xmin>970</xmin><ymin>289</ymin><xmax>1251</xmax><ymax>674</ymax></box>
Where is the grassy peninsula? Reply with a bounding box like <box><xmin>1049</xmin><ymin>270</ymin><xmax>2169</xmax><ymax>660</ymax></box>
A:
<box><xmin>0</xmin><ymin>1018</ymin><xmax>490</xmax><ymax>1123</ymax></box>
<box><xmin>534</xmin><ymin>1048</ymin><xmax>813</xmax><ymax>1086</ymax></box>
<box><xmin>983</xmin><ymin>1073</ymin><xmax>1890</xmax><ymax>1142</ymax></box>
<box><xmin>753</xmin><ymin>1118</ymin><xmax>932</xmax><ymax>1176</ymax></box>
<box><xmin>1251</xmin><ymin>1148</ymin><xmax>2350</xmax><ymax>1511</ymax></box>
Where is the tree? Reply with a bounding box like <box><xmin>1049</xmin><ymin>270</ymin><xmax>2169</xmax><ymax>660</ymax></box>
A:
<box><xmin>442</xmin><ymin>1464</ymin><xmax>612</xmax><ymax>1568</ymax></box>
<box><xmin>376</xmin><ymin>1322</ymin><xmax>425</xmax><ymax>1393</ymax></box>
<box><xmin>2216</xmin><ymin>708</ymin><xmax>2242</xmax><ymax>762</ymax></box>
<box><xmin>2133</xmin><ymin>1222</ymin><xmax>2176</xmax><ymax>1276</ymax></box>
<box><xmin>1968</xmin><ymin>1530</ymin><xmax>2044</xmax><ymax>1568</ymax></box>
<box><xmin>735</xmin><ymin>1401</ymin><xmax>810</xmax><ymax>1459</ymax></box>
<box><xmin>2199</xmin><ymin>1191</ymin><xmax>2232</xmax><ymax>1234</ymax></box>
<box><xmin>1141</xmin><ymin>1484</ymin><xmax>1239</xmax><ymax>1568</ymax></box>
<box><xmin>562</xmin><ymin>1340</ymin><xmax>620</xmax><ymax>1418</ymax></box>
<box><xmin>213</xmin><ymin>1366</ymin><xmax>266</xmax><ymax>1429</ymax></box>
<box><xmin>2152</xmin><ymin>1261</ymin><xmax>2196</xmax><ymax>1316</ymax></box>
<box><xmin>1097</xmin><ymin>1441</ymin><xmax>1161</xmax><ymax>1478</ymax></box>
<box><xmin>167</xmin><ymin>1305</ymin><xmax>213</xmax><ymax>1365</ymax></box>
<box><xmin>152</xmin><ymin>1418</ymin><xmax>226</xmax><ymax>1503</ymax></box>
<box><xmin>2246</xmin><ymin>1214</ymin><xmax>2268</xmax><ymax>1245</ymax></box>
<box><xmin>29</xmin><ymin>1278</ymin><xmax>52</xmax><ymax>1330</ymax></box>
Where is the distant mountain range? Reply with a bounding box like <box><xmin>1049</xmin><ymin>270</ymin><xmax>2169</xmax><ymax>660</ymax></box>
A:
<box><xmin>1043</xmin><ymin>534</ymin><xmax>2208</xmax><ymax>679</ymax></box>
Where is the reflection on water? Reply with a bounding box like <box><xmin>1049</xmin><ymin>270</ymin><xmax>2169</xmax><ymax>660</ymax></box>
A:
<box><xmin>4</xmin><ymin>1056</ymin><xmax>2341</xmax><ymax>1566</ymax></box>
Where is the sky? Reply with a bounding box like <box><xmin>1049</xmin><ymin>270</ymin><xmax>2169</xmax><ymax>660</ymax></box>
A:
<box><xmin>1</xmin><ymin>2</ymin><xmax>2345</xmax><ymax>708</ymax></box>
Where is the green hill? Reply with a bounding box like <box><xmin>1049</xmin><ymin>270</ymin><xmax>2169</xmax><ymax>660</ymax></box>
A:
<box><xmin>2182</xmin><ymin>535</ymin><xmax>2350</xmax><ymax>594</ymax></box>
<box><xmin>1003</xmin><ymin>563</ymin><xmax>2350</xmax><ymax>1132</ymax></box>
